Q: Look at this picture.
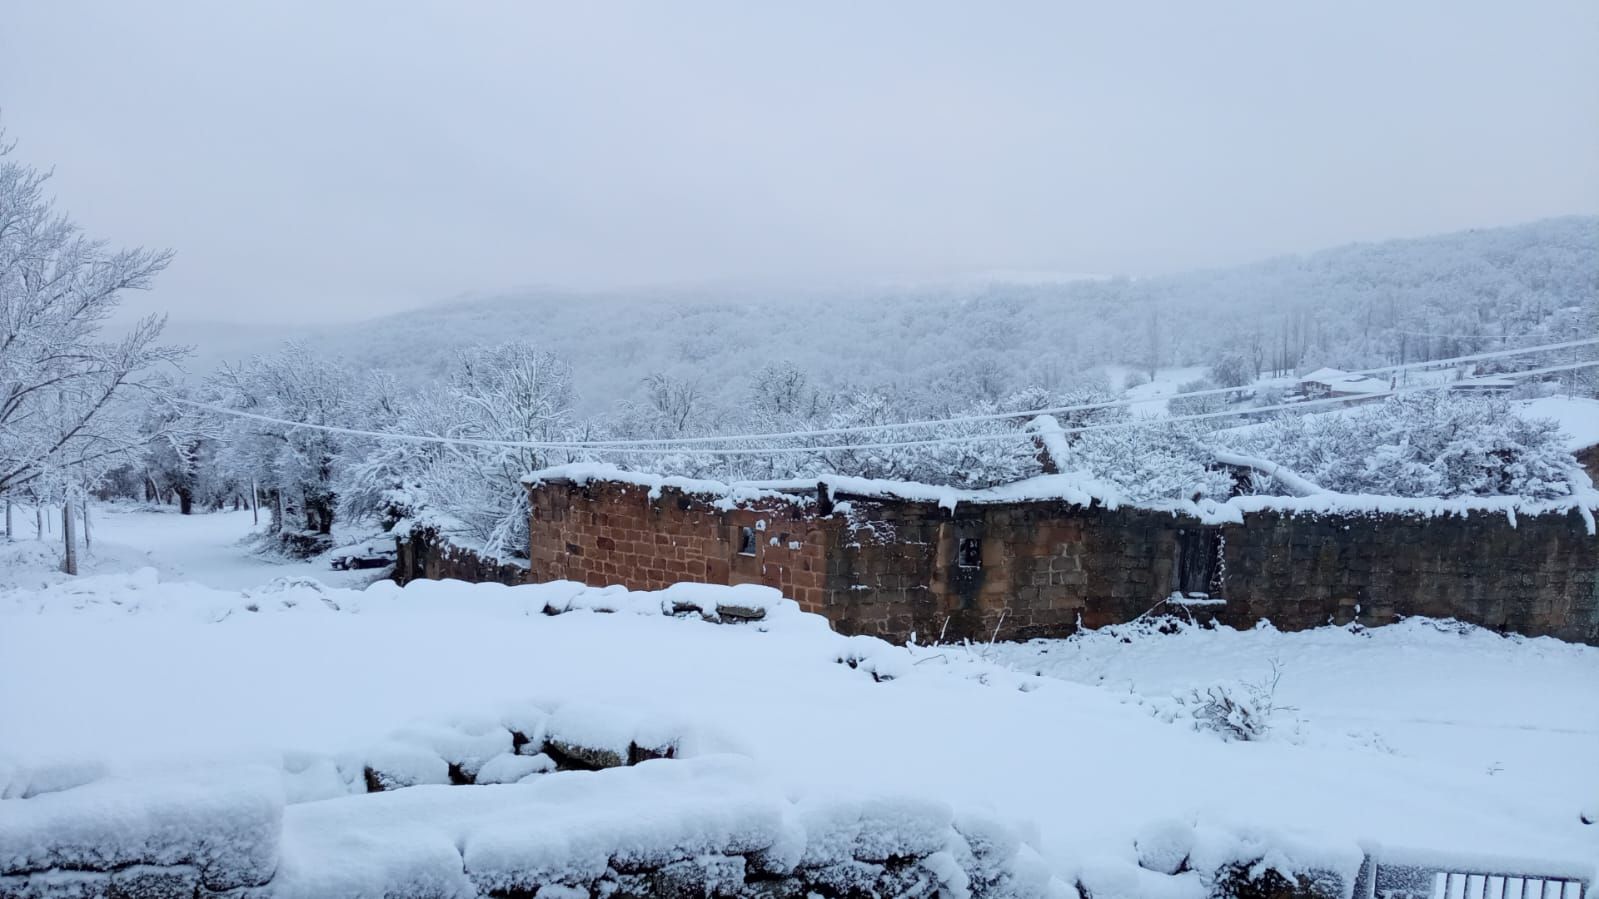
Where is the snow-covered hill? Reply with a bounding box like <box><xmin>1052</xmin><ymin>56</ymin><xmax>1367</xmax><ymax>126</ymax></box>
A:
<box><xmin>166</xmin><ymin>217</ymin><xmax>1598</xmax><ymax>415</ymax></box>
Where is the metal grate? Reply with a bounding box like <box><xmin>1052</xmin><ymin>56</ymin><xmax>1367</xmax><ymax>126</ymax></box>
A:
<box><xmin>1359</xmin><ymin>856</ymin><xmax>1588</xmax><ymax>899</ymax></box>
<box><xmin>1426</xmin><ymin>872</ymin><xmax>1586</xmax><ymax>899</ymax></box>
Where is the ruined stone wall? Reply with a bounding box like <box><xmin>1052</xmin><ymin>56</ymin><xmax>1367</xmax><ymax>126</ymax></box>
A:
<box><xmin>820</xmin><ymin>499</ymin><xmax>1198</xmax><ymax>642</ymax></box>
<box><xmin>526</xmin><ymin>478</ymin><xmax>839</xmax><ymax>615</ymax></box>
<box><xmin>394</xmin><ymin>528</ymin><xmax>530</xmax><ymax>587</ymax></box>
<box><xmin>527</xmin><ymin>480</ymin><xmax>1599</xmax><ymax>645</ymax></box>
<box><xmin>1216</xmin><ymin>508</ymin><xmax>1599</xmax><ymax>640</ymax></box>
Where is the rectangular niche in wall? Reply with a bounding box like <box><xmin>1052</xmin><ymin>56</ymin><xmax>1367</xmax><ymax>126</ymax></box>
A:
<box><xmin>1175</xmin><ymin>527</ymin><xmax>1223</xmax><ymax>596</ymax></box>
<box><xmin>958</xmin><ymin>536</ymin><xmax>982</xmax><ymax>568</ymax></box>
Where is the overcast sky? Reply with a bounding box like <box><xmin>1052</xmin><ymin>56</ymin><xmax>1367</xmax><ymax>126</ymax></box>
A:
<box><xmin>3</xmin><ymin>1</ymin><xmax>1597</xmax><ymax>324</ymax></box>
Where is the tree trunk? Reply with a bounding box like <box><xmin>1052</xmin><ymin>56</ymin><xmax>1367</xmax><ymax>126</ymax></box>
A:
<box><xmin>35</xmin><ymin>505</ymin><xmax>43</xmax><ymax>540</ymax></box>
<box><xmin>251</xmin><ymin>480</ymin><xmax>259</xmax><ymax>525</ymax></box>
<box><xmin>82</xmin><ymin>499</ymin><xmax>91</xmax><ymax>550</ymax></box>
<box><xmin>177</xmin><ymin>488</ymin><xmax>194</xmax><ymax>515</ymax></box>
<box><xmin>4</xmin><ymin>502</ymin><xmax>11</xmax><ymax>540</ymax></box>
<box><xmin>271</xmin><ymin>489</ymin><xmax>284</xmax><ymax>533</ymax></box>
<box><xmin>61</xmin><ymin>504</ymin><xmax>78</xmax><ymax>576</ymax></box>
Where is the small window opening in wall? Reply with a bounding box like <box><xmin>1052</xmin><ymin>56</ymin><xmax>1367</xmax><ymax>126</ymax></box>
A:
<box><xmin>738</xmin><ymin>526</ymin><xmax>757</xmax><ymax>556</ymax></box>
<box><xmin>958</xmin><ymin>537</ymin><xmax>982</xmax><ymax>568</ymax></box>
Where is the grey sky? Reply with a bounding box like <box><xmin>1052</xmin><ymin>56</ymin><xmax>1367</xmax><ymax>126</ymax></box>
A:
<box><xmin>3</xmin><ymin>1</ymin><xmax>1597</xmax><ymax>324</ymax></box>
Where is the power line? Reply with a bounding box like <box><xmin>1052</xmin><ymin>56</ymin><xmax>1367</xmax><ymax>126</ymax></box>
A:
<box><xmin>526</xmin><ymin>336</ymin><xmax>1599</xmax><ymax>448</ymax></box>
<box><xmin>1395</xmin><ymin>329</ymin><xmax>1503</xmax><ymax>340</ymax></box>
<box><xmin>180</xmin><ymin>335</ymin><xmax>1597</xmax><ymax>452</ymax></box>
<box><xmin>175</xmin><ymin>357</ymin><xmax>1599</xmax><ymax>458</ymax></box>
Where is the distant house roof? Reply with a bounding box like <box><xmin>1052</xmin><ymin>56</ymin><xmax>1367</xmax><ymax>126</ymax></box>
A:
<box><xmin>1449</xmin><ymin>377</ymin><xmax>1516</xmax><ymax>391</ymax></box>
<box><xmin>1299</xmin><ymin>368</ymin><xmax>1391</xmax><ymax>396</ymax></box>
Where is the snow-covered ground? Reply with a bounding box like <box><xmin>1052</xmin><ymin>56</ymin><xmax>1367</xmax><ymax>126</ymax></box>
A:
<box><xmin>1520</xmin><ymin>395</ymin><xmax>1599</xmax><ymax>452</ymax></box>
<box><xmin>1</xmin><ymin>508</ymin><xmax>1596</xmax><ymax>887</ymax></box>
<box><xmin>0</xmin><ymin>504</ymin><xmax>386</xmax><ymax>592</ymax></box>
<box><xmin>1104</xmin><ymin>365</ymin><xmax>1211</xmax><ymax>417</ymax></box>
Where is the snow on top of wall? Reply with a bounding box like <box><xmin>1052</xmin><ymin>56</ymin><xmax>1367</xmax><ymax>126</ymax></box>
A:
<box><xmin>526</xmin><ymin>462</ymin><xmax>1128</xmax><ymax>514</ymax></box>
<box><xmin>522</xmin><ymin>463</ymin><xmax>804</xmax><ymax>509</ymax></box>
<box><xmin>525</xmin><ymin>462</ymin><xmax>1599</xmax><ymax>529</ymax></box>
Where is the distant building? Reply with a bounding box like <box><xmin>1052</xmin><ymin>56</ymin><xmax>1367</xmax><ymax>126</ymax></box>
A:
<box><xmin>1297</xmin><ymin>368</ymin><xmax>1391</xmax><ymax>403</ymax></box>
<box><xmin>1446</xmin><ymin>376</ymin><xmax>1516</xmax><ymax>396</ymax></box>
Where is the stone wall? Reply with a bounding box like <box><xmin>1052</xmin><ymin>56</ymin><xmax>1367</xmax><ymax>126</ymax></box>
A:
<box><xmin>394</xmin><ymin>527</ymin><xmax>530</xmax><ymax>587</ymax></box>
<box><xmin>527</xmin><ymin>479</ymin><xmax>1599</xmax><ymax>645</ymax></box>
<box><xmin>1216</xmin><ymin>508</ymin><xmax>1598</xmax><ymax>638</ymax></box>
<box><xmin>527</xmin><ymin>478</ymin><xmax>840</xmax><ymax>615</ymax></box>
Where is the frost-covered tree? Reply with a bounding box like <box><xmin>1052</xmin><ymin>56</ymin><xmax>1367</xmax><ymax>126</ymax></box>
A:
<box><xmin>1210</xmin><ymin>351</ymin><xmax>1255</xmax><ymax>389</ymax></box>
<box><xmin>207</xmin><ymin>344</ymin><xmax>369</xmax><ymax>546</ymax></box>
<box><xmin>0</xmin><ymin>126</ymin><xmax>179</xmax><ymax>542</ymax></box>
<box><xmin>141</xmin><ymin>394</ymin><xmax>220</xmax><ymax>514</ymax></box>
<box><xmin>1224</xmin><ymin>393</ymin><xmax>1578</xmax><ymax>498</ymax></box>
<box><xmin>343</xmin><ymin>343</ymin><xmax>586</xmax><ymax>558</ymax></box>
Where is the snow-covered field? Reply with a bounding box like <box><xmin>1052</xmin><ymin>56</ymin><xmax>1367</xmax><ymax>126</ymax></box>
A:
<box><xmin>1</xmin><ymin>508</ymin><xmax>1596</xmax><ymax>890</ymax></box>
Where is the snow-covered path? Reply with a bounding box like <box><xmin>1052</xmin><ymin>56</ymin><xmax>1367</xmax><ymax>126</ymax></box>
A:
<box><xmin>1</xmin><ymin>505</ymin><xmax>383</xmax><ymax>592</ymax></box>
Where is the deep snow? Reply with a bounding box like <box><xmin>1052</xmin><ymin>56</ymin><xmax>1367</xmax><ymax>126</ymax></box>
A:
<box><xmin>1</xmin><ymin>508</ymin><xmax>1596</xmax><ymax>885</ymax></box>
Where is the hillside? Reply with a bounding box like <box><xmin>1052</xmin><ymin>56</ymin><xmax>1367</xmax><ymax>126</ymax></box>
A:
<box><xmin>171</xmin><ymin>216</ymin><xmax>1598</xmax><ymax>413</ymax></box>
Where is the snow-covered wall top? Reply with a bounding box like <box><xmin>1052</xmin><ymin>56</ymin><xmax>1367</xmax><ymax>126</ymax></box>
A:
<box><xmin>525</xmin><ymin>462</ymin><xmax>1599</xmax><ymax>532</ymax></box>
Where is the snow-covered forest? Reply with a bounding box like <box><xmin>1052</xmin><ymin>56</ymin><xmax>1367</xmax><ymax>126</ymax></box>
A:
<box><xmin>170</xmin><ymin>215</ymin><xmax>1599</xmax><ymax>417</ymax></box>
<box><xmin>4</xmin><ymin>129</ymin><xmax>1597</xmax><ymax>562</ymax></box>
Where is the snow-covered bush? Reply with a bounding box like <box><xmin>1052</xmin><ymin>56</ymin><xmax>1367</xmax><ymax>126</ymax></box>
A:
<box><xmin>1225</xmin><ymin>392</ymin><xmax>1578</xmax><ymax>498</ymax></box>
<box><xmin>1177</xmin><ymin>683</ymin><xmax>1274</xmax><ymax>742</ymax></box>
<box><xmin>1170</xmin><ymin>662</ymin><xmax>1288</xmax><ymax>742</ymax></box>
<box><xmin>1167</xmin><ymin>378</ymin><xmax>1230</xmax><ymax>418</ymax></box>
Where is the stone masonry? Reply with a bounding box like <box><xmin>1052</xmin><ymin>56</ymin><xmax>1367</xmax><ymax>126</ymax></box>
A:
<box><xmin>526</xmin><ymin>477</ymin><xmax>1599</xmax><ymax>645</ymax></box>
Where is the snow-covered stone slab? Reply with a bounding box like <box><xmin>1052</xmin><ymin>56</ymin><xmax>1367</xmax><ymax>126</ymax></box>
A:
<box><xmin>0</xmin><ymin>767</ymin><xmax>282</xmax><ymax>891</ymax></box>
<box><xmin>266</xmin><ymin>755</ymin><xmax>1065</xmax><ymax>899</ymax></box>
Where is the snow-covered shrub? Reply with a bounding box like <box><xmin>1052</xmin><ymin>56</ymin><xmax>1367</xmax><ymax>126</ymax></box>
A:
<box><xmin>1225</xmin><ymin>392</ymin><xmax>1578</xmax><ymax>498</ymax></box>
<box><xmin>1172</xmin><ymin>663</ymin><xmax>1288</xmax><ymax>742</ymax></box>
<box><xmin>1168</xmin><ymin>378</ymin><xmax>1229</xmax><ymax>418</ymax></box>
<box><xmin>1178</xmin><ymin>683</ymin><xmax>1274</xmax><ymax>742</ymax></box>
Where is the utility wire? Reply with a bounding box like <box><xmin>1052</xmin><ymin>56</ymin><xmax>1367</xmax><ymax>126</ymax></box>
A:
<box><xmin>174</xmin><ymin>357</ymin><xmax>1599</xmax><ymax>457</ymax></box>
<box><xmin>487</xmin><ymin>335</ymin><xmax>1599</xmax><ymax>448</ymax></box>
<box><xmin>179</xmin><ymin>335</ymin><xmax>1598</xmax><ymax>451</ymax></box>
